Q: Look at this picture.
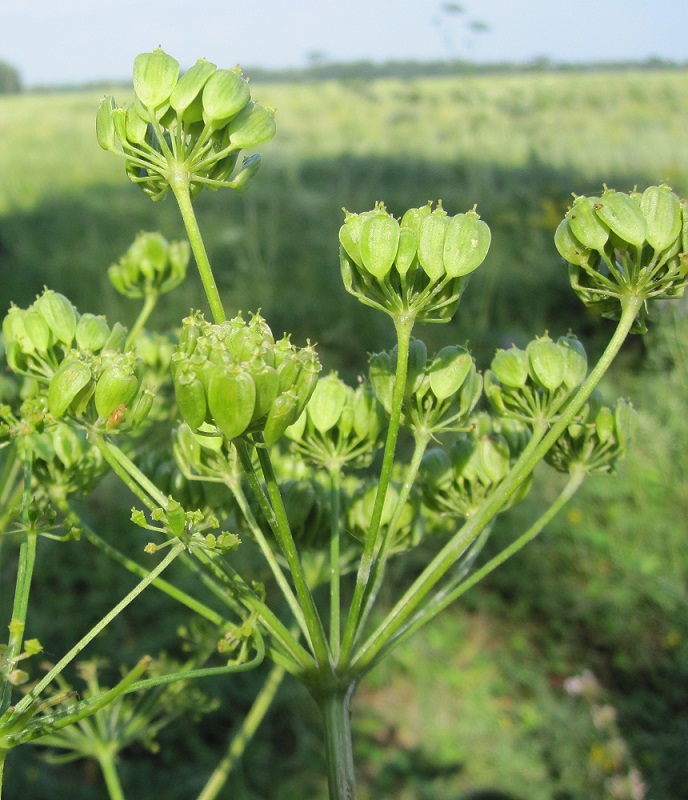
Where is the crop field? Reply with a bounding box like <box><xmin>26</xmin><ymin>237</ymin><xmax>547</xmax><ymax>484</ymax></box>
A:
<box><xmin>1</xmin><ymin>67</ymin><xmax>687</xmax><ymax>799</ymax></box>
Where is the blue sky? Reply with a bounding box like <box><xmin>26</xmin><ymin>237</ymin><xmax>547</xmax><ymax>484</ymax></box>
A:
<box><xmin>2</xmin><ymin>0</ymin><xmax>687</xmax><ymax>87</ymax></box>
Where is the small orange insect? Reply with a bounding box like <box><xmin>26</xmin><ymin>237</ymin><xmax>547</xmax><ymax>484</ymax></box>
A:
<box><xmin>106</xmin><ymin>403</ymin><xmax>127</xmax><ymax>430</ymax></box>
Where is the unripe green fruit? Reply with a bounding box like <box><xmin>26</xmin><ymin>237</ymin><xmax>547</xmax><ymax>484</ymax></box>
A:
<box><xmin>96</xmin><ymin>96</ymin><xmax>117</xmax><ymax>151</ymax></box>
<box><xmin>202</xmin><ymin>68</ymin><xmax>250</xmax><ymax>126</ymax></box>
<box><xmin>264</xmin><ymin>391</ymin><xmax>300</xmax><ymax>446</ymax></box>
<box><xmin>248</xmin><ymin>362</ymin><xmax>279</xmax><ymax>421</ymax></box>
<box><xmin>395</xmin><ymin>227</ymin><xmax>418</xmax><ymax>274</ymax></box>
<box><xmin>35</xmin><ymin>290</ymin><xmax>77</xmax><ymax>347</ymax></box>
<box><xmin>49</xmin><ymin>359</ymin><xmax>93</xmax><ymax>418</ymax></box>
<box><xmin>207</xmin><ymin>365</ymin><xmax>256</xmax><ymax>440</ymax></box>
<box><xmin>225</xmin><ymin>102</ymin><xmax>276</xmax><ymax>149</ymax></box>
<box><xmin>428</xmin><ymin>346</ymin><xmax>472</xmax><ymax>400</ymax></box>
<box><xmin>640</xmin><ymin>185</ymin><xmax>682</xmax><ymax>252</ymax></box>
<box><xmin>478</xmin><ymin>434</ymin><xmax>510</xmax><ymax>484</ymax></box>
<box><xmin>95</xmin><ymin>362</ymin><xmax>140</xmax><ymax>419</ymax></box>
<box><xmin>554</xmin><ymin>218</ymin><xmax>590</xmax><ymax>266</ymax></box>
<box><xmin>595</xmin><ymin>190</ymin><xmax>647</xmax><ymax>247</ymax></box>
<box><xmin>491</xmin><ymin>347</ymin><xmax>529</xmax><ymax>388</ymax></box>
<box><xmin>558</xmin><ymin>335</ymin><xmax>587</xmax><ymax>388</ymax></box>
<box><xmin>75</xmin><ymin>313</ymin><xmax>110</xmax><ymax>352</ymax></box>
<box><xmin>227</xmin><ymin>154</ymin><xmax>262</xmax><ymax>193</ymax></box>
<box><xmin>170</xmin><ymin>58</ymin><xmax>216</xmax><ymax>118</ymax></box>
<box><xmin>420</xmin><ymin>447</ymin><xmax>453</xmax><ymax>490</ymax></box>
<box><xmin>359</xmin><ymin>213</ymin><xmax>400</xmax><ymax>279</ymax></box>
<box><xmin>307</xmin><ymin>374</ymin><xmax>348</xmax><ymax>433</ymax></box>
<box><xmin>418</xmin><ymin>209</ymin><xmax>449</xmax><ymax>281</ymax></box>
<box><xmin>174</xmin><ymin>370</ymin><xmax>208</xmax><ymax>430</ymax></box>
<box><xmin>443</xmin><ymin>211</ymin><xmax>491</xmax><ymax>277</ymax></box>
<box><xmin>527</xmin><ymin>338</ymin><xmax>565</xmax><ymax>391</ymax></box>
<box><xmin>133</xmin><ymin>49</ymin><xmax>180</xmax><ymax>111</ymax></box>
<box><xmin>405</xmin><ymin>338</ymin><xmax>428</xmax><ymax>397</ymax></box>
<box><xmin>23</xmin><ymin>310</ymin><xmax>52</xmax><ymax>353</ymax></box>
<box><xmin>369</xmin><ymin>351</ymin><xmax>395</xmax><ymax>413</ymax></box>
<box><xmin>566</xmin><ymin>196</ymin><xmax>609</xmax><ymax>251</ymax></box>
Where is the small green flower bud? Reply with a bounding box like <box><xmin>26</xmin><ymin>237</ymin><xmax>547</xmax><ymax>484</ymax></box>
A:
<box><xmin>359</xmin><ymin>212</ymin><xmax>400</xmax><ymax>280</ymax></box>
<box><xmin>417</xmin><ymin>206</ymin><xmax>449</xmax><ymax>281</ymax></box>
<box><xmin>527</xmin><ymin>337</ymin><xmax>565</xmax><ymax>391</ymax></box>
<box><xmin>428</xmin><ymin>346</ymin><xmax>472</xmax><ymax>401</ymax></box>
<box><xmin>491</xmin><ymin>347</ymin><xmax>529</xmax><ymax>388</ymax></box>
<box><xmin>75</xmin><ymin>313</ymin><xmax>110</xmax><ymax>352</ymax></box>
<box><xmin>207</xmin><ymin>365</ymin><xmax>256</xmax><ymax>440</ymax></box>
<box><xmin>35</xmin><ymin>290</ymin><xmax>77</xmax><ymax>347</ymax></box>
<box><xmin>442</xmin><ymin>210</ymin><xmax>491</xmax><ymax>277</ymax></box>
<box><xmin>566</xmin><ymin>195</ymin><xmax>609</xmax><ymax>251</ymax></box>
<box><xmin>48</xmin><ymin>359</ymin><xmax>93</xmax><ymax>418</ymax></box>
<box><xmin>640</xmin><ymin>185</ymin><xmax>682</xmax><ymax>252</ymax></box>
<box><xmin>169</xmin><ymin>58</ymin><xmax>217</xmax><ymax>118</ymax></box>
<box><xmin>225</xmin><ymin>102</ymin><xmax>277</xmax><ymax>149</ymax></box>
<box><xmin>95</xmin><ymin>360</ymin><xmax>141</xmax><ymax>419</ymax></box>
<box><xmin>133</xmin><ymin>49</ymin><xmax>180</xmax><ymax>111</ymax></box>
<box><xmin>307</xmin><ymin>373</ymin><xmax>348</xmax><ymax>433</ymax></box>
<box><xmin>202</xmin><ymin>68</ymin><xmax>251</xmax><ymax>126</ymax></box>
<box><xmin>595</xmin><ymin>190</ymin><xmax>647</xmax><ymax>247</ymax></box>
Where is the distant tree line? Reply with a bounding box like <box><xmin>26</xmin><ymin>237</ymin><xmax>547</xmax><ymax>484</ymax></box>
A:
<box><xmin>0</xmin><ymin>60</ymin><xmax>21</xmax><ymax>94</ymax></box>
<box><xmin>245</xmin><ymin>56</ymin><xmax>688</xmax><ymax>84</ymax></box>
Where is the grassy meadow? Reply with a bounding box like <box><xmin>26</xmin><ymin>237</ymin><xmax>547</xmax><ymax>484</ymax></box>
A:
<box><xmin>1</xmin><ymin>67</ymin><xmax>687</xmax><ymax>799</ymax></box>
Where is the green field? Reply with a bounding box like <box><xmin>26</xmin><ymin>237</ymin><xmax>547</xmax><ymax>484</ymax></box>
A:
<box><xmin>1</xmin><ymin>67</ymin><xmax>687</xmax><ymax>799</ymax></box>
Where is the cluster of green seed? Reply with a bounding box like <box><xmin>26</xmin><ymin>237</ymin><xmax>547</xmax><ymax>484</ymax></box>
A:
<box><xmin>97</xmin><ymin>48</ymin><xmax>276</xmax><ymax>200</ymax></box>
<box><xmin>555</xmin><ymin>185</ymin><xmax>688</xmax><ymax>331</ymax></box>
<box><xmin>170</xmin><ymin>311</ymin><xmax>320</xmax><ymax>445</ymax></box>
<box><xmin>108</xmin><ymin>232</ymin><xmax>189</xmax><ymax>299</ymax></box>
<box><xmin>2</xmin><ymin>290</ymin><xmax>151</xmax><ymax>430</ymax></box>
<box><xmin>339</xmin><ymin>201</ymin><xmax>491</xmax><ymax>322</ymax></box>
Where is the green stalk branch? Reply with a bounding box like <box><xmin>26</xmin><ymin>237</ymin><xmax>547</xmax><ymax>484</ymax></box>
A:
<box><xmin>12</xmin><ymin>542</ymin><xmax>185</xmax><ymax>717</ymax></box>
<box><xmin>351</xmin><ymin>294</ymin><xmax>643</xmax><ymax>673</ymax></box>
<box><xmin>171</xmin><ymin>180</ymin><xmax>226</xmax><ymax>324</ymax></box>
<box><xmin>195</xmin><ymin>662</ymin><xmax>286</xmax><ymax>800</ymax></box>
<box><xmin>361</xmin><ymin>469</ymin><xmax>586</xmax><ymax>674</ymax></box>
<box><xmin>340</xmin><ymin>314</ymin><xmax>415</xmax><ymax>664</ymax></box>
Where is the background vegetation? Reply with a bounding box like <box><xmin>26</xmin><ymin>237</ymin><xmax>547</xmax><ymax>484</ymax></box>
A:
<box><xmin>1</xmin><ymin>64</ymin><xmax>686</xmax><ymax>798</ymax></box>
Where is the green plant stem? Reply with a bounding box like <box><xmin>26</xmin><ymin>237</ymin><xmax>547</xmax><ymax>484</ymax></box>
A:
<box><xmin>97</xmin><ymin>746</ymin><xmax>125</xmax><ymax>800</ymax></box>
<box><xmin>196</xmin><ymin>662</ymin><xmax>286</xmax><ymax>800</ymax></box>
<box><xmin>351</xmin><ymin>294</ymin><xmax>644</xmax><ymax>673</ymax></box>
<box><xmin>329</xmin><ymin>467</ymin><xmax>342</xmax><ymax>660</ymax></box>
<box><xmin>226</xmin><ymin>473</ymin><xmax>309</xmax><ymax>643</ymax></box>
<box><xmin>93</xmin><ymin>435</ymin><xmax>167</xmax><ymax>511</ymax></box>
<box><xmin>251</xmin><ymin>440</ymin><xmax>331</xmax><ymax>670</ymax></box>
<box><xmin>171</xmin><ymin>180</ymin><xmax>226</xmax><ymax>324</ymax></box>
<box><xmin>124</xmin><ymin>291</ymin><xmax>158</xmax><ymax>350</ymax></box>
<box><xmin>191</xmin><ymin>549</ymin><xmax>315</xmax><ymax>676</ymax></box>
<box><xmin>362</xmin><ymin>469</ymin><xmax>586</xmax><ymax>674</ymax></box>
<box><xmin>0</xmin><ymin>450</ymin><xmax>37</xmax><ymax>717</ymax></box>
<box><xmin>317</xmin><ymin>684</ymin><xmax>358</xmax><ymax>800</ymax></box>
<box><xmin>356</xmin><ymin>429</ymin><xmax>432</xmax><ymax>637</ymax></box>
<box><xmin>12</xmin><ymin>541</ymin><xmax>185</xmax><ymax>717</ymax></box>
<box><xmin>339</xmin><ymin>314</ymin><xmax>415</xmax><ymax>665</ymax></box>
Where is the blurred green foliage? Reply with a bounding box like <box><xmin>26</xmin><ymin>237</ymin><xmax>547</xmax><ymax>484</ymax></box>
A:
<box><xmin>1</xmin><ymin>67</ymin><xmax>686</xmax><ymax>798</ymax></box>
